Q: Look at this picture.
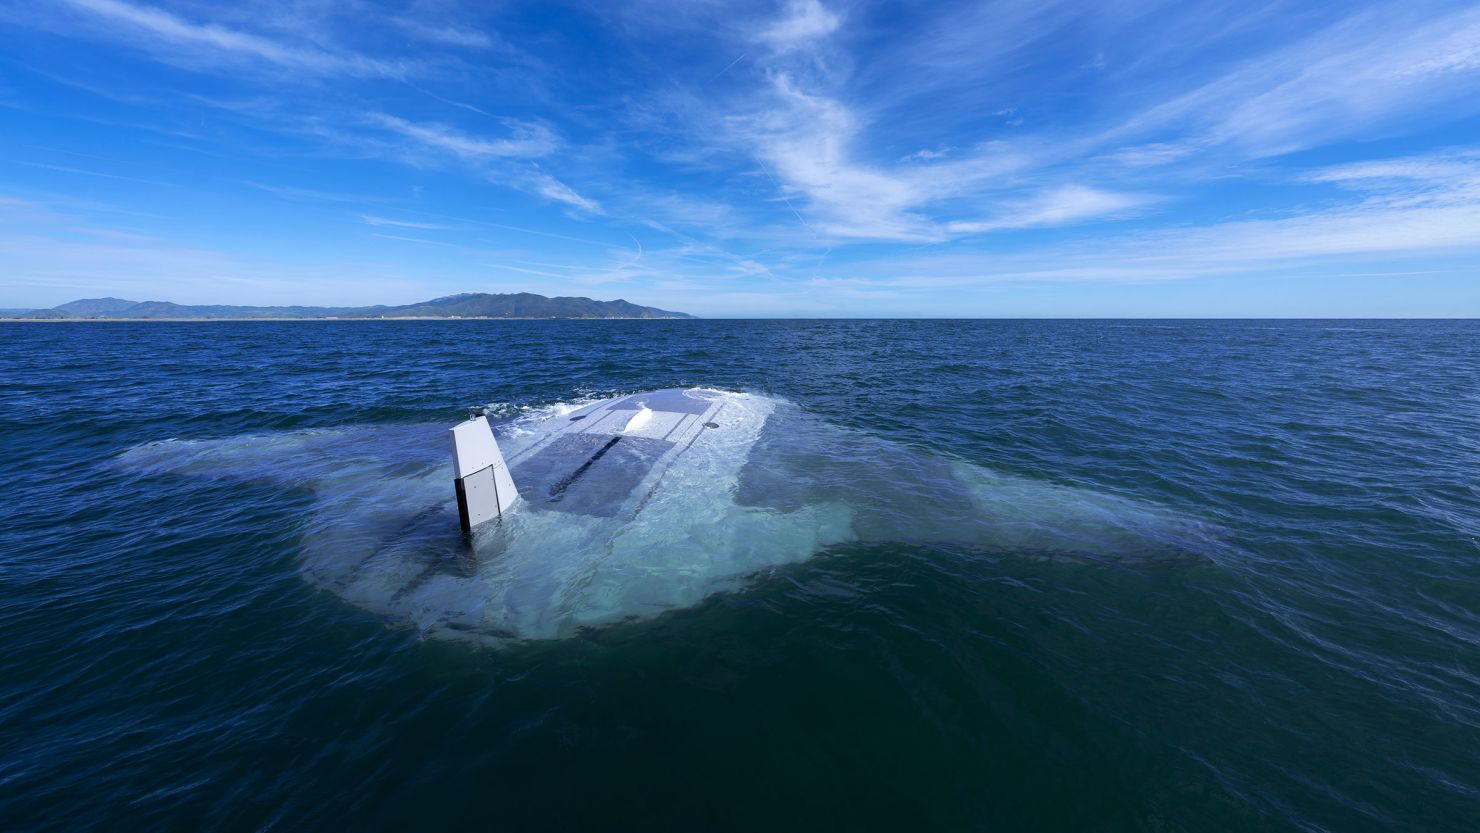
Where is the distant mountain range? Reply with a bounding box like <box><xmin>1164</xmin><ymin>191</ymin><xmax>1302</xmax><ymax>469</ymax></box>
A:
<box><xmin>3</xmin><ymin>293</ymin><xmax>695</xmax><ymax>320</ymax></box>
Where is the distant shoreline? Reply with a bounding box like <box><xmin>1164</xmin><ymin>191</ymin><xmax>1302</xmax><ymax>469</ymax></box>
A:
<box><xmin>13</xmin><ymin>291</ymin><xmax>695</xmax><ymax>321</ymax></box>
<box><xmin>0</xmin><ymin>316</ymin><xmax>693</xmax><ymax>322</ymax></box>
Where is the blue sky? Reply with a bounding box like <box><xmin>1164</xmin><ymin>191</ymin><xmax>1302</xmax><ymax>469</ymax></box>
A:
<box><xmin>2</xmin><ymin>0</ymin><xmax>1479</xmax><ymax>316</ymax></box>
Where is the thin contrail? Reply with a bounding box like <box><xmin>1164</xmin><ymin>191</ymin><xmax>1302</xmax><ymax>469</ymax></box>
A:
<box><xmin>708</xmin><ymin>53</ymin><xmax>747</xmax><ymax>83</ymax></box>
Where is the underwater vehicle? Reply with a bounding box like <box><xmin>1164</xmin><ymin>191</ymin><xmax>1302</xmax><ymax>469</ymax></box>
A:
<box><xmin>118</xmin><ymin>388</ymin><xmax>1221</xmax><ymax>643</ymax></box>
<box><xmin>450</xmin><ymin>388</ymin><xmax>738</xmax><ymax>534</ymax></box>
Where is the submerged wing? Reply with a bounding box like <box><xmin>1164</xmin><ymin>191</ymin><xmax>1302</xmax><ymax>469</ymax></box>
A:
<box><xmin>735</xmin><ymin>402</ymin><xmax>1221</xmax><ymax>566</ymax></box>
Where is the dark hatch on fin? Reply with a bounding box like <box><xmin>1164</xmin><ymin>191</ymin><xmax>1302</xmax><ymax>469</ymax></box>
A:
<box><xmin>511</xmin><ymin>433</ymin><xmax>675</xmax><ymax>517</ymax></box>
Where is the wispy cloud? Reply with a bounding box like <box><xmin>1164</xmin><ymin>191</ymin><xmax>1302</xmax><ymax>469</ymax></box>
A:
<box><xmin>1098</xmin><ymin>142</ymin><xmax>1202</xmax><ymax>169</ymax></box>
<box><xmin>369</xmin><ymin>232</ymin><xmax>458</xmax><ymax>247</ymax></box>
<box><xmin>721</xmin><ymin>2</ymin><xmax>1164</xmax><ymax>243</ymax></box>
<box><xmin>711</xmin><ymin>0</ymin><xmax>1480</xmax><ymax>255</ymax></box>
<box><xmin>733</xmin><ymin>61</ymin><xmax>1033</xmax><ymax>241</ymax></box>
<box><xmin>901</xmin><ymin>147</ymin><xmax>952</xmax><ymax>162</ymax></box>
<box><xmin>57</xmin><ymin>0</ymin><xmax>407</xmax><ymax>78</ymax></box>
<box><xmin>1103</xmin><ymin>5</ymin><xmax>1480</xmax><ymax>157</ymax></box>
<box><xmin>760</xmin><ymin>0</ymin><xmax>840</xmax><ymax>51</ymax></box>
<box><xmin>526</xmin><ymin>172</ymin><xmax>603</xmax><ymax>213</ymax></box>
<box><xmin>1303</xmin><ymin>153</ymin><xmax>1480</xmax><ymax>193</ymax></box>
<box><xmin>369</xmin><ymin>114</ymin><xmax>557</xmax><ymax>159</ymax></box>
<box><xmin>250</xmin><ymin>183</ymin><xmax>392</xmax><ymax>204</ymax></box>
<box><xmin>945</xmin><ymin>186</ymin><xmax>1153</xmax><ymax>235</ymax></box>
<box><xmin>388</xmin><ymin>17</ymin><xmax>494</xmax><ymax>50</ymax></box>
<box><xmin>361</xmin><ymin>215</ymin><xmax>451</xmax><ymax>230</ymax></box>
<box><xmin>824</xmin><ymin>151</ymin><xmax>1480</xmax><ymax>290</ymax></box>
<box><xmin>746</xmin><ymin>72</ymin><xmax>932</xmax><ymax>240</ymax></box>
<box><xmin>18</xmin><ymin>160</ymin><xmax>175</xmax><ymax>188</ymax></box>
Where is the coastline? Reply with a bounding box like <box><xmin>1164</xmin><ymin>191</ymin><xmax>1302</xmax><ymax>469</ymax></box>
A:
<box><xmin>0</xmin><ymin>316</ymin><xmax>694</xmax><ymax>322</ymax></box>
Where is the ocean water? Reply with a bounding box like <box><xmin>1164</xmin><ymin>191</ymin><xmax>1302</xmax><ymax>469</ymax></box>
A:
<box><xmin>2</xmin><ymin>319</ymin><xmax>1477</xmax><ymax>831</ymax></box>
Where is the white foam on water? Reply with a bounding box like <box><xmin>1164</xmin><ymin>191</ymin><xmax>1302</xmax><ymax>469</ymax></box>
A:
<box><xmin>488</xmin><ymin>397</ymin><xmax>598</xmax><ymax>439</ymax></box>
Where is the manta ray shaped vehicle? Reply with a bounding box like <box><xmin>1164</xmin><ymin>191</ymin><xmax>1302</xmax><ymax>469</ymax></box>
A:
<box><xmin>119</xmin><ymin>388</ymin><xmax>1221</xmax><ymax>643</ymax></box>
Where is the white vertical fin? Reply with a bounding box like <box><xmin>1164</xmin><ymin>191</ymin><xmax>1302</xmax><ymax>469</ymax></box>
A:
<box><xmin>449</xmin><ymin>415</ymin><xmax>518</xmax><ymax>532</ymax></box>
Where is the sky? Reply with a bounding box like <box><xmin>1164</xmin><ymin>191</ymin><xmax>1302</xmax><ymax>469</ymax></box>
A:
<box><xmin>2</xmin><ymin>0</ymin><xmax>1479</xmax><ymax>317</ymax></box>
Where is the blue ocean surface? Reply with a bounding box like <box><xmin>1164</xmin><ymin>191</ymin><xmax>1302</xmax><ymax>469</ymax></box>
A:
<box><xmin>2</xmin><ymin>319</ymin><xmax>1478</xmax><ymax>831</ymax></box>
